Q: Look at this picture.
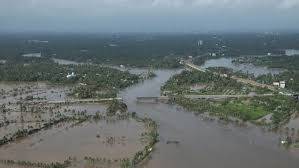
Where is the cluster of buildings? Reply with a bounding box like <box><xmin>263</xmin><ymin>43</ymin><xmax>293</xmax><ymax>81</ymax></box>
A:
<box><xmin>197</xmin><ymin>40</ymin><xmax>203</xmax><ymax>46</ymax></box>
<box><xmin>273</xmin><ymin>81</ymin><xmax>286</xmax><ymax>89</ymax></box>
<box><xmin>66</xmin><ymin>72</ymin><xmax>76</xmax><ymax>79</ymax></box>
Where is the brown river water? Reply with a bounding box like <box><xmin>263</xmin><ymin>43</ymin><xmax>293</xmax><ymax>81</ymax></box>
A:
<box><xmin>1</xmin><ymin>58</ymin><xmax>299</xmax><ymax>167</ymax></box>
<box><xmin>120</xmin><ymin>69</ymin><xmax>299</xmax><ymax>168</ymax></box>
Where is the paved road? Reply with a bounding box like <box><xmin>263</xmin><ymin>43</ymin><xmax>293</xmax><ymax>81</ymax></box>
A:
<box><xmin>183</xmin><ymin>61</ymin><xmax>276</xmax><ymax>91</ymax></box>
<box><xmin>184</xmin><ymin>62</ymin><xmax>206</xmax><ymax>72</ymax></box>
<box><xmin>231</xmin><ymin>76</ymin><xmax>276</xmax><ymax>91</ymax></box>
<box><xmin>184</xmin><ymin>94</ymin><xmax>274</xmax><ymax>100</ymax></box>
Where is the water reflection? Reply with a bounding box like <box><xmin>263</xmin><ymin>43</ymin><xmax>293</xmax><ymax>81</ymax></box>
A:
<box><xmin>202</xmin><ymin>57</ymin><xmax>283</xmax><ymax>77</ymax></box>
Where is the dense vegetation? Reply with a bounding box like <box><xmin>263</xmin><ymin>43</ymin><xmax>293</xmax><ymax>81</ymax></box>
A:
<box><xmin>162</xmin><ymin>70</ymin><xmax>270</xmax><ymax>95</ymax></box>
<box><xmin>175</xmin><ymin>95</ymin><xmax>299</xmax><ymax>126</ymax></box>
<box><xmin>162</xmin><ymin>70</ymin><xmax>299</xmax><ymax>127</ymax></box>
<box><xmin>207</xmin><ymin>67</ymin><xmax>255</xmax><ymax>79</ymax></box>
<box><xmin>106</xmin><ymin>100</ymin><xmax>128</xmax><ymax>116</ymax></box>
<box><xmin>0</xmin><ymin>62</ymin><xmax>140</xmax><ymax>90</ymax></box>
<box><xmin>1</xmin><ymin>33</ymin><xmax>299</xmax><ymax>67</ymax></box>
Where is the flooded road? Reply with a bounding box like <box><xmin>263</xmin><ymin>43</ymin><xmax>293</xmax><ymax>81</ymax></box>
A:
<box><xmin>119</xmin><ymin>69</ymin><xmax>299</xmax><ymax>168</ymax></box>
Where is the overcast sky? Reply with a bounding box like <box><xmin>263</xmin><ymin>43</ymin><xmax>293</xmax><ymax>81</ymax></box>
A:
<box><xmin>1</xmin><ymin>0</ymin><xmax>299</xmax><ymax>33</ymax></box>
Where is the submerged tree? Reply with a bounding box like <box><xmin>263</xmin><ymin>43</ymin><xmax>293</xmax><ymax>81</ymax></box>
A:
<box><xmin>106</xmin><ymin>100</ymin><xmax>128</xmax><ymax>116</ymax></box>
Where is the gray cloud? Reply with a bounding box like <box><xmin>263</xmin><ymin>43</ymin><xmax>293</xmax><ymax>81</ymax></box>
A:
<box><xmin>0</xmin><ymin>0</ymin><xmax>299</xmax><ymax>32</ymax></box>
<box><xmin>1</xmin><ymin>0</ymin><xmax>299</xmax><ymax>9</ymax></box>
<box><xmin>279</xmin><ymin>0</ymin><xmax>299</xmax><ymax>8</ymax></box>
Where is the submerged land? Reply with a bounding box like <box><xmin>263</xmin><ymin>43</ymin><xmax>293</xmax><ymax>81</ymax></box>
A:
<box><xmin>0</xmin><ymin>33</ymin><xmax>299</xmax><ymax>167</ymax></box>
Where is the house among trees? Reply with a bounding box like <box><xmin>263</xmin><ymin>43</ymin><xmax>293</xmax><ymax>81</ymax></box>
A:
<box><xmin>66</xmin><ymin>72</ymin><xmax>76</xmax><ymax>79</ymax></box>
<box><xmin>273</xmin><ymin>81</ymin><xmax>286</xmax><ymax>88</ymax></box>
<box><xmin>279</xmin><ymin>81</ymin><xmax>286</xmax><ymax>88</ymax></box>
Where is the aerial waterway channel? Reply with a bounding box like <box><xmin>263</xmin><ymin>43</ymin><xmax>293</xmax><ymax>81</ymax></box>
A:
<box><xmin>119</xmin><ymin>69</ymin><xmax>299</xmax><ymax>168</ymax></box>
<box><xmin>51</xmin><ymin>58</ymin><xmax>299</xmax><ymax>167</ymax></box>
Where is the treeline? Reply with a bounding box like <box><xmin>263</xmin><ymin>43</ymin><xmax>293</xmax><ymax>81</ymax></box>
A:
<box><xmin>1</xmin><ymin>33</ymin><xmax>299</xmax><ymax>67</ymax></box>
<box><xmin>161</xmin><ymin>70</ymin><xmax>265</xmax><ymax>95</ymax></box>
<box><xmin>161</xmin><ymin>70</ymin><xmax>299</xmax><ymax>126</ymax></box>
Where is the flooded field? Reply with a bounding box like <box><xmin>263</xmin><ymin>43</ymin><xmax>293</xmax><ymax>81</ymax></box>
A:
<box><xmin>1</xmin><ymin>66</ymin><xmax>299</xmax><ymax>168</ymax></box>
<box><xmin>0</xmin><ymin>82</ymin><xmax>70</xmax><ymax>103</ymax></box>
<box><xmin>0</xmin><ymin>119</ymin><xmax>145</xmax><ymax>163</ymax></box>
<box><xmin>0</xmin><ymin>82</ymin><xmax>156</xmax><ymax>168</ymax></box>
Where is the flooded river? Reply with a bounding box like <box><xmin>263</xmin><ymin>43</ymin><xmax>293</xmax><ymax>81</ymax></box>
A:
<box><xmin>120</xmin><ymin>69</ymin><xmax>299</xmax><ymax>168</ymax></box>
<box><xmin>2</xmin><ymin>58</ymin><xmax>298</xmax><ymax>167</ymax></box>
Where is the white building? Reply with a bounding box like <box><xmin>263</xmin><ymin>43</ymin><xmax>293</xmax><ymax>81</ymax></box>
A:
<box><xmin>66</xmin><ymin>72</ymin><xmax>76</xmax><ymax>79</ymax></box>
<box><xmin>279</xmin><ymin>81</ymin><xmax>286</xmax><ymax>88</ymax></box>
<box><xmin>273</xmin><ymin>81</ymin><xmax>286</xmax><ymax>88</ymax></box>
<box><xmin>285</xmin><ymin>49</ymin><xmax>299</xmax><ymax>56</ymax></box>
<box><xmin>198</xmin><ymin>40</ymin><xmax>203</xmax><ymax>46</ymax></box>
<box><xmin>273</xmin><ymin>82</ymin><xmax>280</xmax><ymax>87</ymax></box>
<box><xmin>79</xmin><ymin>83</ymin><xmax>87</xmax><ymax>86</ymax></box>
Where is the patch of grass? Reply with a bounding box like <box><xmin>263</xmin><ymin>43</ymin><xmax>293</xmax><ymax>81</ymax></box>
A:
<box><xmin>292</xmin><ymin>143</ymin><xmax>299</xmax><ymax>148</ymax></box>
<box><xmin>223</xmin><ymin>101</ymin><xmax>269</xmax><ymax>121</ymax></box>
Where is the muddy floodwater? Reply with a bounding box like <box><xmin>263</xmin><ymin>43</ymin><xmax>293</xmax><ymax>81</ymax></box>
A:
<box><xmin>0</xmin><ymin>119</ymin><xmax>145</xmax><ymax>163</ymax></box>
<box><xmin>1</xmin><ymin>67</ymin><xmax>299</xmax><ymax>168</ymax></box>
<box><xmin>0</xmin><ymin>82</ymin><xmax>152</xmax><ymax>168</ymax></box>
<box><xmin>120</xmin><ymin>69</ymin><xmax>299</xmax><ymax>168</ymax></box>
